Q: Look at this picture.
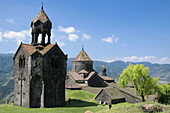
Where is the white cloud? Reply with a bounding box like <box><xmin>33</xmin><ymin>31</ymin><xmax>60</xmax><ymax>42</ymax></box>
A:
<box><xmin>97</xmin><ymin>56</ymin><xmax>170</xmax><ymax>64</ymax></box>
<box><xmin>68</xmin><ymin>34</ymin><xmax>79</xmax><ymax>42</ymax></box>
<box><xmin>6</xmin><ymin>18</ymin><xmax>15</xmax><ymax>24</ymax></box>
<box><xmin>3</xmin><ymin>29</ymin><xmax>31</xmax><ymax>45</ymax></box>
<box><xmin>56</xmin><ymin>41</ymin><xmax>65</xmax><ymax>47</ymax></box>
<box><xmin>0</xmin><ymin>32</ymin><xmax>3</xmax><ymax>42</ymax></box>
<box><xmin>82</xmin><ymin>34</ymin><xmax>91</xmax><ymax>40</ymax></box>
<box><xmin>58</xmin><ymin>26</ymin><xmax>75</xmax><ymax>33</ymax></box>
<box><xmin>102</xmin><ymin>35</ymin><xmax>119</xmax><ymax>43</ymax></box>
<box><xmin>9</xmin><ymin>51</ymin><xmax>15</xmax><ymax>54</ymax></box>
<box><xmin>102</xmin><ymin>37</ymin><xmax>113</xmax><ymax>43</ymax></box>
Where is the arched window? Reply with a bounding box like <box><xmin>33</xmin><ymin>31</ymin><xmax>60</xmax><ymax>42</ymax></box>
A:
<box><xmin>51</xmin><ymin>55</ymin><xmax>58</xmax><ymax>68</ymax></box>
<box><xmin>19</xmin><ymin>56</ymin><xmax>22</xmax><ymax>68</ymax></box>
<box><xmin>22</xmin><ymin>55</ymin><xmax>25</xmax><ymax>68</ymax></box>
<box><xmin>19</xmin><ymin>55</ymin><xmax>25</xmax><ymax>68</ymax></box>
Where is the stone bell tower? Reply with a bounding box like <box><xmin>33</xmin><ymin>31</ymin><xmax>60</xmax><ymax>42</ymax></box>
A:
<box><xmin>31</xmin><ymin>6</ymin><xmax>52</xmax><ymax>46</ymax></box>
<box><xmin>13</xmin><ymin>6</ymin><xmax>67</xmax><ymax>108</ymax></box>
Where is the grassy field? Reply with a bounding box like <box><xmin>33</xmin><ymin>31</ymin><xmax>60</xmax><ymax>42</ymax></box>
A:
<box><xmin>0</xmin><ymin>90</ymin><xmax>169</xmax><ymax>113</ymax></box>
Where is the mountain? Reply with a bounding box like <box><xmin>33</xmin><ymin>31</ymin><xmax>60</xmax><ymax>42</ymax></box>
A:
<box><xmin>0</xmin><ymin>54</ymin><xmax>170</xmax><ymax>103</ymax></box>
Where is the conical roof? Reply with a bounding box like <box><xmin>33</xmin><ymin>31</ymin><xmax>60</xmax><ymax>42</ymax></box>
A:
<box><xmin>102</xmin><ymin>65</ymin><xmax>106</xmax><ymax>69</ymax></box>
<box><xmin>73</xmin><ymin>48</ymin><xmax>93</xmax><ymax>62</ymax></box>
<box><xmin>32</xmin><ymin>6</ymin><xmax>52</xmax><ymax>25</ymax></box>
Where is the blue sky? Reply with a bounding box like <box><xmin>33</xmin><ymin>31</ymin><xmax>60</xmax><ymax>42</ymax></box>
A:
<box><xmin>0</xmin><ymin>0</ymin><xmax>170</xmax><ymax>64</ymax></box>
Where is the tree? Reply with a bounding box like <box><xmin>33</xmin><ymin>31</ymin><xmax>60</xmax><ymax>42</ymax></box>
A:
<box><xmin>158</xmin><ymin>83</ymin><xmax>170</xmax><ymax>105</ymax></box>
<box><xmin>118</xmin><ymin>64</ymin><xmax>158</xmax><ymax>102</ymax></box>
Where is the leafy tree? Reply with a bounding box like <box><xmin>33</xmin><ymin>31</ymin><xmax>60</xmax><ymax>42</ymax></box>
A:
<box><xmin>118</xmin><ymin>64</ymin><xmax>158</xmax><ymax>102</ymax></box>
<box><xmin>158</xmin><ymin>83</ymin><xmax>170</xmax><ymax>105</ymax></box>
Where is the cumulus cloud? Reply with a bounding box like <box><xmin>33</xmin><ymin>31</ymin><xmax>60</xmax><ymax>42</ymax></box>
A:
<box><xmin>102</xmin><ymin>35</ymin><xmax>119</xmax><ymax>43</ymax></box>
<box><xmin>58</xmin><ymin>26</ymin><xmax>75</xmax><ymax>33</ymax></box>
<box><xmin>102</xmin><ymin>37</ymin><xmax>113</xmax><ymax>43</ymax></box>
<box><xmin>3</xmin><ymin>29</ymin><xmax>31</xmax><ymax>45</ymax></box>
<box><xmin>68</xmin><ymin>34</ymin><xmax>79</xmax><ymax>42</ymax></box>
<box><xmin>0</xmin><ymin>32</ymin><xmax>3</xmax><ymax>42</ymax></box>
<box><xmin>82</xmin><ymin>34</ymin><xmax>91</xmax><ymax>40</ymax></box>
<box><xmin>57</xmin><ymin>41</ymin><xmax>65</xmax><ymax>47</ymax></box>
<box><xmin>97</xmin><ymin>56</ymin><xmax>170</xmax><ymax>64</ymax></box>
<box><xmin>6</xmin><ymin>18</ymin><xmax>15</xmax><ymax>24</ymax></box>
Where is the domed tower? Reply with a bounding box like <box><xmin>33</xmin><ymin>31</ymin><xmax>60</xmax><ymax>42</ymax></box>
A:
<box><xmin>72</xmin><ymin>47</ymin><xmax>93</xmax><ymax>73</ymax></box>
<box><xmin>102</xmin><ymin>64</ymin><xmax>106</xmax><ymax>76</ymax></box>
<box><xmin>31</xmin><ymin>6</ymin><xmax>52</xmax><ymax>46</ymax></box>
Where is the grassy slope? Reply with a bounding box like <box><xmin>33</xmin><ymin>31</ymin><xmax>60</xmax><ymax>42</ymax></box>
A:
<box><xmin>0</xmin><ymin>90</ymin><xmax>169</xmax><ymax>113</ymax></box>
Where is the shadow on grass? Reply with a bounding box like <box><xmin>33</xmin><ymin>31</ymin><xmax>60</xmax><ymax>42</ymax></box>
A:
<box><xmin>65</xmin><ymin>99</ymin><xmax>98</xmax><ymax>107</ymax></box>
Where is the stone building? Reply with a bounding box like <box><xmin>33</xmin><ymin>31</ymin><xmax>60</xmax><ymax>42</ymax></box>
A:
<box><xmin>100</xmin><ymin>65</ymin><xmax>115</xmax><ymax>83</ymax></box>
<box><xmin>95</xmin><ymin>87</ymin><xmax>141</xmax><ymax>105</ymax></box>
<box><xmin>13</xmin><ymin>6</ymin><xmax>67</xmax><ymax>108</ymax></box>
<box><xmin>66</xmin><ymin>48</ymin><xmax>107</xmax><ymax>88</ymax></box>
<box><xmin>95</xmin><ymin>87</ymin><xmax>125</xmax><ymax>105</ymax></box>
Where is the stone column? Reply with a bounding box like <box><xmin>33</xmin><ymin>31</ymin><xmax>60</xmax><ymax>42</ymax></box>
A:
<box><xmin>41</xmin><ymin>33</ymin><xmax>45</xmax><ymax>45</ymax></box>
<box><xmin>40</xmin><ymin>81</ymin><xmax>44</xmax><ymax>108</ymax></box>
<box><xmin>47</xmin><ymin>33</ymin><xmax>51</xmax><ymax>44</ymax></box>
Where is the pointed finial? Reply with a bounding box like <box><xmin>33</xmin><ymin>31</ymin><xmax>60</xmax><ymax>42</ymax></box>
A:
<box><xmin>82</xmin><ymin>45</ymin><xmax>84</xmax><ymax>50</ymax></box>
<box><xmin>41</xmin><ymin>2</ymin><xmax>43</xmax><ymax>10</ymax></box>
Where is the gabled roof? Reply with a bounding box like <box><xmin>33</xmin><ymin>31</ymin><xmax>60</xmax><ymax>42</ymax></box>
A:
<box><xmin>73</xmin><ymin>48</ymin><xmax>93</xmax><ymax>62</ymax></box>
<box><xmin>68</xmin><ymin>71</ymin><xmax>84</xmax><ymax>81</ymax></box>
<box><xmin>66</xmin><ymin>82</ymin><xmax>82</xmax><ymax>89</ymax></box>
<box><xmin>100</xmin><ymin>76</ymin><xmax>114</xmax><ymax>81</ymax></box>
<box><xmin>78</xmin><ymin>69</ymin><xmax>88</xmax><ymax>74</ymax></box>
<box><xmin>95</xmin><ymin>88</ymin><xmax>125</xmax><ymax>100</ymax></box>
<box><xmin>22</xmin><ymin>43</ymin><xmax>37</xmax><ymax>55</ymax></box>
<box><xmin>84</xmin><ymin>71</ymin><xmax>96</xmax><ymax>80</ymax></box>
<box><xmin>39</xmin><ymin>44</ymin><xmax>55</xmax><ymax>55</ymax></box>
<box><xmin>84</xmin><ymin>71</ymin><xmax>103</xmax><ymax>81</ymax></box>
<box><xmin>32</xmin><ymin>7</ymin><xmax>51</xmax><ymax>24</ymax></box>
<box><xmin>13</xmin><ymin>43</ymin><xmax>61</xmax><ymax>59</ymax></box>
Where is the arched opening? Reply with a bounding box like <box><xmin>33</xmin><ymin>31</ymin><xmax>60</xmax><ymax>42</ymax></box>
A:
<box><xmin>22</xmin><ymin>55</ymin><xmax>25</xmax><ymax>68</ymax></box>
<box><xmin>19</xmin><ymin>56</ymin><xmax>22</xmax><ymax>68</ymax></box>
<box><xmin>38</xmin><ymin>34</ymin><xmax>42</xmax><ymax>43</ymax></box>
<box><xmin>30</xmin><ymin>75</ymin><xmax>42</xmax><ymax>108</ymax></box>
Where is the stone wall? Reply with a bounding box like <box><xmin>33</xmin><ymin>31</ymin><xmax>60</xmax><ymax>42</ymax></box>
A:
<box><xmin>43</xmin><ymin>45</ymin><xmax>67</xmax><ymax>107</ymax></box>
<box><xmin>88</xmin><ymin>73</ymin><xmax>107</xmax><ymax>87</ymax></box>
<box><xmin>13</xmin><ymin>46</ymin><xmax>31</xmax><ymax>107</ymax></box>
<box><xmin>95</xmin><ymin>90</ymin><xmax>111</xmax><ymax>104</ymax></box>
<box><xmin>72</xmin><ymin>61</ymin><xmax>93</xmax><ymax>73</ymax></box>
<box><xmin>119</xmin><ymin>89</ymin><xmax>140</xmax><ymax>103</ymax></box>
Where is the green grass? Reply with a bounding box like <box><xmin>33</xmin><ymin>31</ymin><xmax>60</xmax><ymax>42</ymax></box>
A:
<box><xmin>0</xmin><ymin>90</ymin><xmax>169</xmax><ymax>113</ymax></box>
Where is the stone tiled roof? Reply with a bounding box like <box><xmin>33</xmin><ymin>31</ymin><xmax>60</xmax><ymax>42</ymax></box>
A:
<box><xmin>100</xmin><ymin>76</ymin><xmax>114</xmax><ymax>81</ymax></box>
<box><xmin>68</xmin><ymin>71</ymin><xmax>84</xmax><ymax>81</ymax></box>
<box><xmin>20</xmin><ymin>43</ymin><xmax>56</xmax><ymax>56</ymax></box>
<box><xmin>84</xmin><ymin>71</ymin><xmax>96</xmax><ymax>80</ymax></box>
<box><xmin>39</xmin><ymin>44</ymin><xmax>55</xmax><ymax>55</ymax></box>
<box><xmin>73</xmin><ymin>48</ymin><xmax>92</xmax><ymax>62</ymax></box>
<box><xmin>32</xmin><ymin>7</ymin><xmax>51</xmax><ymax>24</ymax></box>
<box><xmin>66</xmin><ymin>83</ymin><xmax>82</xmax><ymax>89</ymax></box>
<box><xmin>96</xmin><ymin>88</ymin><xmax>125</xmax><ymax>100</ymax></box>
<box><xmin>104</xmin><ymin>88</ymin><xmax>125</xmax><ymax>100</ymax></box>
<box><xmin>78</xmin><ymin>69</ymin><xmax>89</xmax><ymax>74</ymax></box>
<box><xmin>22</xmin><ymin>43</ymin><xmax>37</xmax><ymax>55</ymax></box>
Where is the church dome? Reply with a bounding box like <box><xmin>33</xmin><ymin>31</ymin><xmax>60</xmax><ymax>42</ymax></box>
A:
<box><xmin>72</xmin><ymin>48</ymin><xmax>93</xmax><ymax>73</ymax></box>
<box><xmin>72</xmin><ymin>48</ymin><xmax>92</xmax><ymax>62</ymax></box>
